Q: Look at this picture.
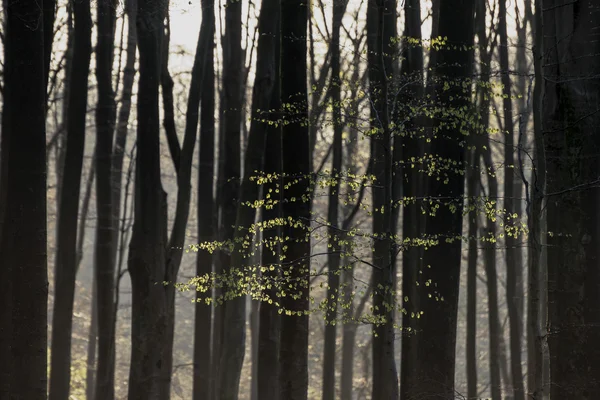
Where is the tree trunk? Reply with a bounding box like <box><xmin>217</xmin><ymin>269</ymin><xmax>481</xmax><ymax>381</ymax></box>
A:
<box><xmin>367</xmin><ymin>1</ymin><xmax>398</xmax><ymax>399</ymax></box>
<box><xmin>321</xmin><ymin>1</ymin><xmax>349</xmax><ymax>399</ymax></box>
<box><xmin>94</xmin><ymin>0</ymin><xmax>118</xmax><ymax>398</ymax></box>
<box><xmin>217</xmin><ymin>0</ymin><xmax>279</xmax><ymax>398</ymax></box>
<box><xmin>112</xmin><ymin>0</ymin><xmax>138</xmax><ymax>268</ymax></box>
<box><xmin>127</xmin><ymin>0</ymin><xmax>168</xmax><ymax>397</ymax></box>
<box><xmin>214</xmin><ymin>0</ymin><xmax>243</xmax><ymax>391</ymax></box>
<box><xmin>481</xmin><ymin>140</ymin><xmax>502</xmax><ymax>400</ymax></box>
<box><xmin>279</xmin><ymin>0</ymin><xmax>310</xmax><ymax>398</ymax></box>
<box><xmin>412</xmin><ymin>0</ymin><xmax>475</xmax><ymax>397</ymax></box>
<box><xmin>465</xmin><ymin>148</ymin><xmax>479</xmax><ymax>400</ymax></box>
<box><xmin>498</xmin><ymin>1</ymin><xmax>525</xmax><ymax>397</ymax></box>
<box><xmin>542</xmin><ymin>0</ymin><xmax>600</xmax><ymax>398</ymax></box>
<box><xmin>49</xmin><ymin>0</ymin><xmax>92</xmax><ymax>397</ymax></box>
<box><xmin>398</xmin><ymin>0</ymin><xmax>424</xmax><ymax>396</ymax></box>
<box><xmin>0</xmin><ymin>0</ymin><xmax>48</xmax><ymax>396</ymax></box>
<box><xmin>527</xmin><ymin>0</ymin><xmax>545</xmax><ymax>396</ymax></box>
<box><xmin>257</xmin><ymin>20</ymin><xmax>282</xmax><ymax>400</ymax></box>
<box><xmin>193</xmin><ymin>1</ymin><xmax>216</xmax><ymax>398</ymax></box>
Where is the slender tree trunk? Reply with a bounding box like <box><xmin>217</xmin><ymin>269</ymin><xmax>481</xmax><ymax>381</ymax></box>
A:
<box><xmin>49</xmin><ymin>0</ymin><xmax>92</xmax><ymax>397</ymax></box>
<box><xmin>112</xmin><ymin>0</ymin><xmax>138</xmax><ymax>268</ymax></box>
<box><xmin>127</xmin><ymin>0</ymin><xmax>168</xmax><ymax>396</ymax></box>
<box><xmin>466</xmin><ymin>148</ymin><xmax>479</xmax><ymax>400</ymax></box>
<box><xmin>498</xmin><ymin>1</ymin><xmax>525</xmax><ymax>397</ymax></box>
<box><xmin>527</xmin><ymin>2</ymin><xmax>545</xmax><ymax>397</ymax></box>
<box><xmin>279</xmin><ymin>0</ymin><xmax>310</xmax><ymax>398</ymax></box>
<box><xmin>321</xmin><ymin>1</ymin><xmax>349</xmax><ymax>399</ymax></box>
<box><xmin>398</xmin><ymin>0</ymin><xmax>424</xmax><ymax>396</ymax></box>
<box><xmin>481</xmin><ymin>141</ymin><xmax>502</xmax><ymax>400</ymax></box>
<box><xmin>340</xmin><ymin>41</ymin><xmax>364</xmax><ymax>400</ymax></box>
<box><xmin>0</xmin><ymin>0</ymin><xmax>48</xmax><ymax>396</ymax></box>
<box><xmin>94</xmin><ymin>0</ymin><xmax>118</xmax><ymax>398</ymax></box>
<box><xmin>412</xmin><ymin>0</ymin><xmax>475</xmax><ymax>397</ymax></box>
<box><xmin>217</xmin><ymin>0</ymin><xmax>278</xmax><ymax>397</ymax></box>
<box><xmin>542</xmin><ymin>0</ymin><xmax>600</xmax><ymax>398</ymax></box>
<box><xmin>193</xmin><ymin>1</ymin><xmax>216</xmax><ymax>398</ymax></box>
<box><xmin>367</xmin><ymin>1</ymin><xmax>399</xmax><ymax>399</ymax></box>
<box><xmin>214</xmin><ymin>0</ymin><xmax>243</xmax><ymax>393</ymax></box>
<box><xmin>86</xmin><ymin>275</ymin><xmax>98</xmax><ymax>400</ymax></box>
<box><xmin>257</xmin><ymin>20</ymin><xmax>282</xmax><ymax>400</ymax></box>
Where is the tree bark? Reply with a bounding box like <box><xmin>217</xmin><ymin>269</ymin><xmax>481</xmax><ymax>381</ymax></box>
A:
<box><xmin>94</xmin><ymin>0</ymin><xmax>118</xmax><ymax>398</ymax></box>
<box><xmin>217</xmin><ymin>0</ymin><xmax>279</xmax><ymax>398</ymax></box>
<box><xmin>498</xmin><ymin>1</ymin><xmax>525</xmax><ymax>397</ymax></box>
<box><xmin>321</xmin><ymin>1</ymin><xmax>349</xmax><ymax>399</ymax></box>
<box><xmin>279</xmin><ymin>0</ymin><xmax>310</xmax><ymax>398</ymax></box>
<box><xmin>411</xmin><ymin>0</ymin><xmax>475</xmax><ymax>397</ymax></box>
<box><xmin>481</xmin><ymin>141</ymin><xmax>502</xmax><ymax>400</ymax></box>
<box><xmin>213</xmin><ymin>0</ymin><xmax>243</xmax><ymax>391</ymax></box>
<box><xmin>398</xmin><ymin>0</ymin><xmax>424</xmax><ymax>396</ymax></box>
<box><xmin>367</xmin><ymin>1</ymin><xmax>399</xmax><ymax>399</ymax></box>
<box><xmin>542</xmin><ymin>0</ymin><xmax>600</xmax><ymax>398</ymax></box>
<box><xmin>193</xmin><ymin>0</ymin><xmax>216</xmax><ymax>398</ymax></box>
<box><xmin>49</xmin><ymin>0</ymin><xmax>92</xmax><ymax>397</ymax></box>
<box><xmin>527</xmin><ymin>0</ymin><xmax>545</xmax><ymax>396</ymax></box>
<box><xmin>0</xmin><ymin>0</ymin><xmax>48</xmax><ymax>396</ymax></box>
<box><xmin>127</xmin><ymin>0</ymin><xmax>168</xmax><ymax>396</ymax></box>
<box><xmin>465</xmin><ymin>148</ymin><xmax>479</xmax><ymax>400</ymax></box>
<box><xmin>257</xmin><ymin>18</ymin><xmax>282</xmax><ymax>400</ymax></box>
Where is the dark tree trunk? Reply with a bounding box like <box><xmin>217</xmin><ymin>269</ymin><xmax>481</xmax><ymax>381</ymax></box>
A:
<box><xmin>0</xmin><ymin>0</ymin><xmax>48</xmax><ymax>396</ymax></box>
<box><xmin>398</xmin><ymin>0</ymin><xmax>424</xmax><ymax>396</ymax></box>
<box><xmin>411</xmin><ymin>0</ymin><xmax>475</xmax><ymax>397</ymax></box>
<box><xmin>367</xmin><ymin>1</ymin><xmax>398</xmax><ymax>399</ymax></box>
<box><xmin>217</xmin><ymin>0</ymin><xmax>279</xmax><ymax>398</ymax></box>
<box><xmin>127</xmin><ymin>0</ymin><xmax>168</xmax><ymax>397</ymax></box>
<box><xmin>279</xmin><ymin>0</ymin><xmax>310</xmax><ymax>398</ymax></box>
<box><xmin>193</xmin><ymin>0</ymin><xmax>216</xmax><ymax>398</ymax></box>
<box><xmin>48</xmin><ymin>0</ymin><xmax>92</xmax><ymax>397</ymax></box>
<box><xmin>214</xmin><ymin>0</ymin><xmax>243</xmax><ymax>391</ymax></box>
<box><xmin>321</xmin><ymin>1</ymin><xmax>349</xmax><ymax>399</ymax></box>
<box><xmin>158</xmin><ymin>0</ymin><xmax>209</xmax><ymax>395</ymax></box>
<box><xmin>465</xmin><ymin>149</ymin><xmax>479</xmax><ymax>400</ymax></box>
<box><xmin>94</xmin><ymin>0</ymin><xmax>118</xmax><ymax>398</ymax></box>
<box><xmin>527</xmin><ymin>0</ymin><xmax>545</xmax><ymax>396</ymax></box>
<box><xmin>543</xmin><ymin>0</ymin><xmax>600</xmax><ymax>398</ymax></box>
<box><xmin>112</xmin><ymin>0</ymin><xmax>138</xmax><ymax>268</ymax></box>
<box><xmin>257</xmin><ymin>17</ymin><xmax>282</xmax><ymax>400</ymax></box>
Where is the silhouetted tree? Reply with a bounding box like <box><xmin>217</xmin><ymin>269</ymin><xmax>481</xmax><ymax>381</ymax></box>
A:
<box><xmin>543</xmin><ymin>0</ymin><xmax>600</xmax><ymax>397</ymax></box>
<box><xmin>193</xmin><ymin>0</ymin><xmax>216</xmax><ymax>397</ymax></box>
<box><xmin>49</xmin><ymin>0</ymin><xmax>92</xmax><ymax>397</ymax></box>
<box><xmin>279</xmin><ymin>0</ymin><xmax>310</xmax><ymax>398</ymax></box>
<box><xmin>411</xmin><ymin>0</ymin><xmax>476</xmax><ymax>397</ymax></box>
<box><xmin>0</xmin><ymin>0</ymin><xmax>48</xmax><ymax>396</ymax></box>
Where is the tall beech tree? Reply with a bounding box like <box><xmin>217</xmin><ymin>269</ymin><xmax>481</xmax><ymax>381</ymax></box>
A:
<box><xmin>49</xmin><ymin>0</ymin><xmax>92</xmax><ymax>397</ymax></box>
<box><xmin>213</xmin><ymin>0</ymin><xmax>242</xmax><ymax>390</ymax></box>
<box><xmin>411</xmin><ymin>0</ymin><xmax>476</xmax><ymax>397</ymax></box>
<box><xmin>127</xmin><ymin>0</ymin><xmax>168</xmax><ymax>396</ymax></box>
<box><xmin>398</xmin><ymin>0</ymin><xmax>424</xmax><ymax>396</ymax></box>
<box><xmin>217</xmin><ymin>0</ymin><xmax>279</xmax><ymax>397</ymax></box>
<box><xmin>257</xmin><ymin>10</ymin><xmax>282</xmax><ymax>400</ymax></box>
<box><xmin>498</xmin><ymin>0</ymin><xmax>525</xmax><ymax>397</ymax></box>
<box><xmin>0</xmin><ymin>0</ymin><xmax>48</xmax><ymax>396</ymax></box>
<box><xmin>321</xmin><ymin>0</ymin><xmax>350</xmax><ymax>398</ymax></box>
<box><xmin>543</xmin><ymin>0</ymin><xmax>600</xmax><ymax>397</ymax></box>
<box><xmin>366</xmin><ymin>1</ymin><xmax>398</xmax><ymax>398</ymax></box>
<box><xmin>94</xmin><ymin>0</ymin><xmax>119</xmax><ymax>397</ymax></box>
<box><xmin>193</xmin><ymin>0</ymin><xmax>216</xmax><ymax>398</ymax></box>
<box><xmin>279</xmin><ymin>0</ymin><xmax>310</xmax><ymax>398</ymax></box>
